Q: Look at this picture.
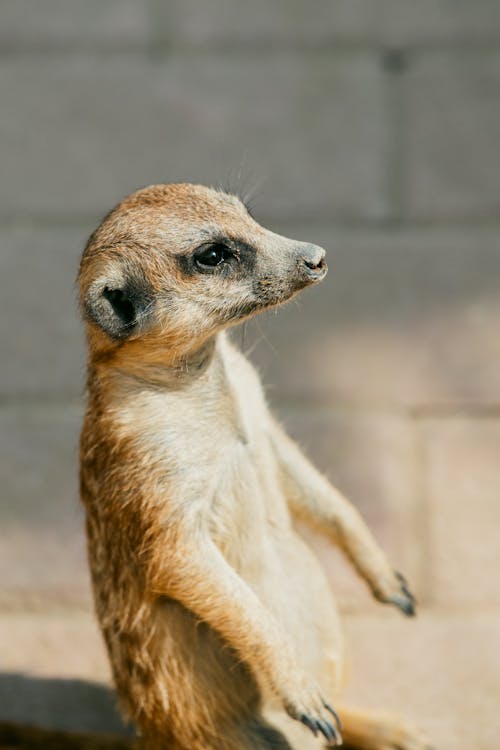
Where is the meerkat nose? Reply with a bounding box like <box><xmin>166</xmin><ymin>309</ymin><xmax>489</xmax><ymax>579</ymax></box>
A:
<box><xmin>298</xmin><ymin>244</ymin><xmax>328</xmax><ymax>279</ymax></box>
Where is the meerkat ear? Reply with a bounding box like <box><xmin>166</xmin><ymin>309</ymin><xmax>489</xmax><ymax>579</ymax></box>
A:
<box><xmin>85</xmin><ymin>275</ymin><xmax>152</xmax><ymax>340</ymax></box>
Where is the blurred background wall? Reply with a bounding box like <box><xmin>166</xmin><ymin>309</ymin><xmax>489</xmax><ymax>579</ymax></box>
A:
<box><xmin>1</xmin><ymin>2</ymin><xmax>499</xmax><ymax>747</ymax></box>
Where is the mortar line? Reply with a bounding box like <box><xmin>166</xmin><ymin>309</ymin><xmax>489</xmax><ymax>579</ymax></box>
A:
<box><xmin>3</xmin><ymin>210</ymin><xmax>500</xmax><ymax>232</ymax></box>
<box><xmin>1</xmin><ymin>38</ymin><xmax>500</xmax><ymax>59</ymax></box>
<box><xmin>2</xmin><ymin>393</ymin><xmax>500</xmax><ymax>420</ymax></box>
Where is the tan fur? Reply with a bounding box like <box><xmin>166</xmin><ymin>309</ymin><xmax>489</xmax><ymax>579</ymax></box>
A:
<box><xmin>78</xmin><ymin>184</ymin><xmax>431</xmax><ymax>750</ymax></box>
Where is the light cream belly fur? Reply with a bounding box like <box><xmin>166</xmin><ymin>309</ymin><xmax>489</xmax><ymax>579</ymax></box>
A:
<box><xmin>212</xmin><ymin>437</ymin><xmax>344</xmax><ymax>698</ymax></box>
<box><xmin>252</xmin><ymin>530</ymin><xmax>344</xmax><ymax>694</ymax></box>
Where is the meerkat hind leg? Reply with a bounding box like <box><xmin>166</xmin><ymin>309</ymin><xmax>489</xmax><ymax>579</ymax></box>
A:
<box><xmin>336</xmin><ymin>707</ymin><xmax>433</xmax><ymax>750</ymax></box>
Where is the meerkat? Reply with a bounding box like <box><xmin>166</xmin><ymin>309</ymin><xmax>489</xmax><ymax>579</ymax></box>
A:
<box><xmin>78</xmin><ymin>183</ymin><xmax>431</xmax><ymax>750</ymax></box>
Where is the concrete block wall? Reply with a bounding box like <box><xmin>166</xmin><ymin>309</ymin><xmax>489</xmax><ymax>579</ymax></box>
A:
<box><xmin>1</xmin><ymin>3</ymin><xmax>499</xmax><ymax>747</ymax></box>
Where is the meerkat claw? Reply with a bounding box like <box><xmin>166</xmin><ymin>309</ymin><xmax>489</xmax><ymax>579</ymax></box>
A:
<box><xmin>299</xmin><ymin>714</ymin><xmax>318</xmax><ymax>736</ymax></box>
<box><xmin>299</xmin><ymin>713</ymin><xmax>341</xmax><ymax>743</ymax></box>
<box><xmin>389</xmin><ymin>572</ymin><xmax>417</xmax><ymax>617</ymax></box>
<box><xmin>324</xmin><ymin>701</ymin><xmax>343</xmax><ymax>731</ymax></box>
<box><xmin>316</xmin><ymin>718</ymin><xmax>336</xmax><ymax>742</ymax></box>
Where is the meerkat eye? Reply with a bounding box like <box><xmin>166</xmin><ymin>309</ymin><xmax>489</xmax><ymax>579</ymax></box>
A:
<box><xmin>194</xmin><ymin>243</ymin><xmax>233</xmax><ymax>270</ymax></box>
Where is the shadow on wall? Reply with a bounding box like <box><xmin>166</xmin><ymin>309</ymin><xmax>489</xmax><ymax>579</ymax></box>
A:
<box><xmin>0</xmin><ymin>673</ymin><xmax>132</xmax><ymax>738</ymax></box>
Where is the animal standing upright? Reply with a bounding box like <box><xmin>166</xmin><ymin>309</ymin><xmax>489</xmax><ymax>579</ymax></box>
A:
<box><xmin>79</xmin><ymin>183</ymin><xmax>430</xmax><ymax>750</ymax></box>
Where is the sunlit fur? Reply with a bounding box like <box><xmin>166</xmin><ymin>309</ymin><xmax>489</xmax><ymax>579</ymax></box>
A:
<box><xmin>79</xmin><ymin>184</ymin><xmax>430</xmax><ymax>750</ymax></box>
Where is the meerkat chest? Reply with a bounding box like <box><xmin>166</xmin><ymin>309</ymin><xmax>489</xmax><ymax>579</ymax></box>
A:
<box><xmin>112</xmin><ymin>342</ymin><xmax>288</xmax><ymax>558</ymax></box>
<box><xmin>203</xmin><ymin>346</ymin><xmax>291</xmax><ymax>559</ymax></box>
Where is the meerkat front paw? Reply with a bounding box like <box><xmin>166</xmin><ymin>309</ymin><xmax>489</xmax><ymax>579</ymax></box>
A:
<box><xmin>373</xmin><ymin>570</ymin><xmax>416</xmax><ymax>617</ymax></box>
<box><xmin>282</xmin><ymin>682</ymin><xmax>342</xmax><ymax>745</ymax></box>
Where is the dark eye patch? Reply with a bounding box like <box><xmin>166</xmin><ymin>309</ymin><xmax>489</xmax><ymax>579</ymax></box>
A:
<box><xmin>177</xmin><ymin>238</ymin><xmax>256</xmax><ymax>278</ymax></box>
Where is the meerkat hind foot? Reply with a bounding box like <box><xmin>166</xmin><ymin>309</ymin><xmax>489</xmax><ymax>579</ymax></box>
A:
<box><xmin>335</xmin><ymin>707</ymin><xmax>433</xmax><ymax>750</ymax></box>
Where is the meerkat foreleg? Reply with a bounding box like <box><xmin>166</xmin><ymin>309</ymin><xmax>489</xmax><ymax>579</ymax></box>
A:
<box><xmin>269</xmin><ymin>421</ymin><xmax>415</xmax><ymax>616</ymax></box>
<box><xmin>148</xmin><ymin>524</ymin><xmax>342</xmax><ymax>745</ymax></box>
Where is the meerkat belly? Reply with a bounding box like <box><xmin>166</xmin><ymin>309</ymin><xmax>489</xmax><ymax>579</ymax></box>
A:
<box><xmin>254</xmin><ymin>531</ymin><xmax>343</xmax><ymax>697</ymax></box>
<box><xmin>255</xmin><ymin>528</ymin><xmax>343</xmax><ymax>689</ymax></box>
<box><xmin>211</xmin><ymin>441</ymin><xmax>344</xmax><ymax>697</ymax></box>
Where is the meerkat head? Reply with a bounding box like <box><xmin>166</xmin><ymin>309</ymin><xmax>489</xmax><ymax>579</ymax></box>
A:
<box><xmin>79</xmin><ymin>183</ymin><xmax>326</xmax><ymax>364</ymax></box>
